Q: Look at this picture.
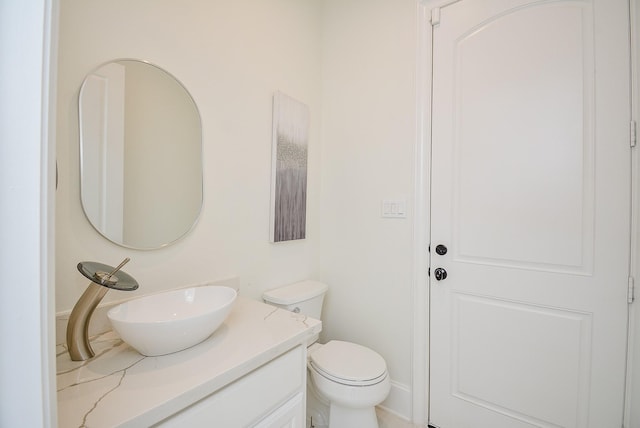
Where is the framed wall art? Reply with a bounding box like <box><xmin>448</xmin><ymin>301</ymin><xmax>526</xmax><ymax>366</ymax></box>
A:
<box><xmin>270</xmin><ymin>92</ymin><xmax>309</xmax><ymax>242</ymax></box>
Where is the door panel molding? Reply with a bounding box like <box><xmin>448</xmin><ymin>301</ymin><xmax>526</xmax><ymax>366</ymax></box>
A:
<box><xmin>428</xmin><ymin>0</ymin><xmax>630</xmax><ymax>426</ymax></box>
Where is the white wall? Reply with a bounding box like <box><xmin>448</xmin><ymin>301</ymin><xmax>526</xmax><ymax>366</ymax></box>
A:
<box><xmin>56</xmin><ymin>0</ymin><xmax>323</xmax><ymax>311</ymax></box>
<box><xmin>0</xmin><ymin>1</ymin><xmax>57</xmax><ymax>427</ymax></box>
<box><xmin>318</xmin><ymin>0</ymin><xmax>418</xmax><ymax>416</ymax></box>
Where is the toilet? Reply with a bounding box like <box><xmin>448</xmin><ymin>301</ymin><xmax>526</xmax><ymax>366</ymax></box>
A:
<box><xmin>263</xmin><ymin>280</ymin><xmax>390</xmax><ymax>428</ymax></box>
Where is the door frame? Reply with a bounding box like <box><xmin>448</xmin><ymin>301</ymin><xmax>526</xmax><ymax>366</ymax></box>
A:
<box><xmin>0</xmin><ymin>1</ymin><xmax>58</xmax><ymax>427</ymax></box>
<box><xmin>627</xmin><ymin>1</ymin><xmax>640</xmax><ymax>426</ymax></box>
<box><xmin>412</xmin><ymin>0</ymin><xmax>639</xmax><ymax>425</ymax></box>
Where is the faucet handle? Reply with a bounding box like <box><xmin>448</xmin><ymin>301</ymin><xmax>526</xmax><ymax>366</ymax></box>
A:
<box><xmin>77</xmin><ymin>258</ymin><xmax>139</xmax><ymax>291</ymax></box>
<box><xmin>100</xmin><ymin>257</ymin><xmax>130</xmax><ymax>284</ymax></box>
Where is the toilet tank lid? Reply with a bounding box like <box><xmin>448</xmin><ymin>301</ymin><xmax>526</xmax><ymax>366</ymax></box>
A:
<box><xmin>263</xmin><ymin>280</ymin><xmax>328</xmax><ymax>305</ymax></box>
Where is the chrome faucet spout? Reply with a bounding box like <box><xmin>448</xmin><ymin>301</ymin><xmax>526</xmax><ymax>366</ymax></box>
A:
<box><xmin>66</xmin><ymin>258</ymin><xmax>138</xmax><ymax>361</ymax></box>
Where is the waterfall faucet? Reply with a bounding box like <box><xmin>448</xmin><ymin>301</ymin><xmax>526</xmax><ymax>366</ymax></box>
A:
<box><xmin>66</xmin><ymin>258</ymin><xmax>139</xmax><ymax>361</ymax></box>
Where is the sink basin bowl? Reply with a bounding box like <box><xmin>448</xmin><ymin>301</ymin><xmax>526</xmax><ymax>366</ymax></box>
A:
<box><xmin>107</xmin><ymin>286</ymin><xmax>237</xmax><ymax>356</ymax></box>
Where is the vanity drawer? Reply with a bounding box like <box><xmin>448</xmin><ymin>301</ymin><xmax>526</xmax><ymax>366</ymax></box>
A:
<box><xmin>155</xmin><ymin>345</ymin><xmax>305</xmax><ymax>427</ymax></box>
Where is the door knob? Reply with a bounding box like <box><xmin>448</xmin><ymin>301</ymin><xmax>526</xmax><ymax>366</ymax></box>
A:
<box><xmin>434</xmin><ymin>267</ymin><xmax>447</xmax><ymax>281</ymax></box>
<box><xmin>435</xmin><ymin>244</ymin><xmax>448</xmax><ymax>255</ymax></box>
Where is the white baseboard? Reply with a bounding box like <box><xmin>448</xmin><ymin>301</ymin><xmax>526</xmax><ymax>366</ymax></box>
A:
<box><xmin>379</xmin><ymin>380</ymin><xmax>412</xmax><ymax>422</ymax></box>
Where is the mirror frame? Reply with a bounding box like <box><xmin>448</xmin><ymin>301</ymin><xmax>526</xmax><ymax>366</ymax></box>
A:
<box><xmin>78</xmin><ymin>59</ymin><xmax>203</xmax><ymax>250</ymax></box>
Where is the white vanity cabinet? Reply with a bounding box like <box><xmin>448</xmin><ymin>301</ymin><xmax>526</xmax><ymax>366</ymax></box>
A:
<box><xmin>254</xmin><ymin>393</ymin><xmax>304</xmax><ymax>428</ymax></box>
<box><xmin>156</xmin><ymin>345</ymin><xmax>306</xmax><ymax>427</ymax></box>
<box><xmin>57</xmin><ymin>297</ymin><xmax>320</xmax><ymax>428</ymax></box>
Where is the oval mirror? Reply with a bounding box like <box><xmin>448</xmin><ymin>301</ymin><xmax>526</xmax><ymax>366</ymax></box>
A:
<box><xmin>79</xmin><ymin>60</ymin><xmax>203</xmax><ymax>249</ymax></box>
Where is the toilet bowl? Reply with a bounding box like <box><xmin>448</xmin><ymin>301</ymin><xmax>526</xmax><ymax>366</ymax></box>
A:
<box><xmin>308</xmin><ymin>341</ymin><xmax>391</xmax><ymax>428</ymax></box>
<box><xmin>262</xmin><ymin>281</ymin><xmax>391</xmax><ymax>428</ymax></box>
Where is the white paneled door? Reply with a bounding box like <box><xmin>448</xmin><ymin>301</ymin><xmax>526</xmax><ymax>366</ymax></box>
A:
<box><xmin>429</xmin><ymin>1</ymin><xmax>631</xmax><ymax>427</ymax></box>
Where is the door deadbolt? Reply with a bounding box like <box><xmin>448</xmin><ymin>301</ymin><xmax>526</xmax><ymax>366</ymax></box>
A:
<box><xmin>435</xmin><ymin>244</ymin><xmax>448</xmax><ymax>255</ymax></box>
<box><xmin>434</xmin><ymin>268</ymin><xmax>448</xmax><ymax>281</ymax></box>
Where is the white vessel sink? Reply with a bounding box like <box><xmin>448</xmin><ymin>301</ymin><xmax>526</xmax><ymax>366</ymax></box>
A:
<box><xmin>108</xmin><ymin>286</ymin><xmax>237</xmax><ymax>356</ymax></box>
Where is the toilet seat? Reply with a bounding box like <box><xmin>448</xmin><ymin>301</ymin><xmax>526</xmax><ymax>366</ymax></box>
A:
<box><xmin>309</xmin><ymin>340</ymin><xmax>387</xmax><ymax>386</ymax></box>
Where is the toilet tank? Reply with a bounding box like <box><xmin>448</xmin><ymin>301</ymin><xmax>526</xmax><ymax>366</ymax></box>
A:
<box><xmin>262</xmin><ymin>280</ymin><xmax>328</xmax><ymax>320</ymax></box>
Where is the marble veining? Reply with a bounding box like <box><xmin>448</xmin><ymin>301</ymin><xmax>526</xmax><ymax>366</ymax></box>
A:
<box><xmin>264</xmin><ymin>306</ymin><xmax>279</xmax><ymax>320</ymax></box>
<box><xmin>263</xmin><ymin>305</ymin><xmax>311</xmax><ymax>328</ymax></box>
<box><xmin>76</xmin><ymin>353</ymin><xmax>145</xmax><ymax>427</ymax></box>
<box><xmin>57</xmin><ymin>296</ymin><xmax>321</xmax><ymax>428</ymax></box>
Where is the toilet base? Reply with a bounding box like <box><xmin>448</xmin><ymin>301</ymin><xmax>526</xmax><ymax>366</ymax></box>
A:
<box><xmin>307</xmin><ymin>382</ymin><xmax>329</xmax><ymax>428</ymax></box>
<box><xmin>328</xmin><ymin>403</ymin><xmax>379</xmax><ymax>428</ymax></box>
<box><xmin>306</xmin><ymin>377</ymin><xmax>379</xmax><ymax>428</ymax></box>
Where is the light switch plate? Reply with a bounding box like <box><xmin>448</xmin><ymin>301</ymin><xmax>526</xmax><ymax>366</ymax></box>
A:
<box><xmin>381</xmin><ymin>199</ymin><xmax>407</xmax><ymax>218</ymax></box>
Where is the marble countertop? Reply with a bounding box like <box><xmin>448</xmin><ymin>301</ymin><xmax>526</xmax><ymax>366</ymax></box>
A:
<box><xmin>57</xmin><ymin>297</ymin><xmax>321</xmax><ymax>428</ymax></box>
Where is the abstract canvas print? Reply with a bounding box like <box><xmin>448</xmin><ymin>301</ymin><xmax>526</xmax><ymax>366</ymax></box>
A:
<box><xmin>270</xmin><ymin>92</ymin><xmax>309</xmax><ymax>242</ymax></box>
